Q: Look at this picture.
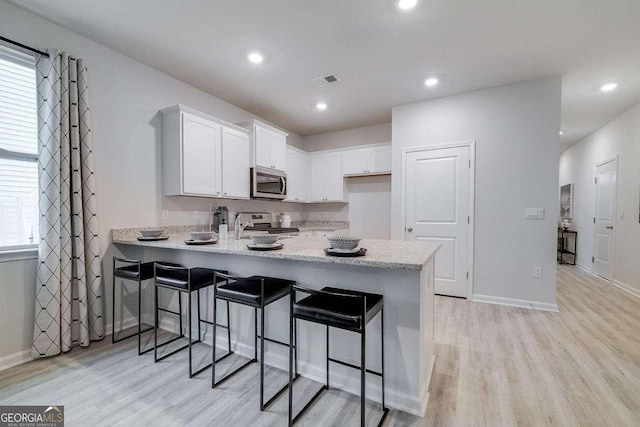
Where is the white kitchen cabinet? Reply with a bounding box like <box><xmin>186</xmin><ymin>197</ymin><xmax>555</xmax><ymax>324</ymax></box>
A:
<box><xmin>238</xmin><ymin>119</ymin><xmax>288</xmax><ymax>171</ymax></box>
<box><xmin>221</xmin><ymin>127</ymin><xmax>250</xmax><ymax>199</ymax></box>
<box><xmin>342</xmin><ymin>150</ymin><xmax>368</xmax><ymax>175</ymax></box>
<box><xmin>310</xmin><ymin>152</ymin><xmax>345</xmax><ymax>202</ymax></box>
<box><xmin>341</xmin><ymin>144</ymin><xmax>391</xmax><ymax>176</ymax></box>
<box><xmin>285</xmin><ymin>147</ymin><xmax>308</xmax><ymax>202</ymax></box>
<box><xmin>161</xmin><ymin>105</ymin><xmax>250</xmax><ymax>199</ymax></box>
<box><xmin>182</xmin><ymin>113</ymin><xmax>221</xmax><ymax>196</ymax></box>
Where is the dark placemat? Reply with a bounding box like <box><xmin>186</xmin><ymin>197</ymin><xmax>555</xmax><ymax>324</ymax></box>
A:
<box><xmin>324</xmin><ymin>248</ymin><xmax>367</xmax><ymax>257</ymax></box>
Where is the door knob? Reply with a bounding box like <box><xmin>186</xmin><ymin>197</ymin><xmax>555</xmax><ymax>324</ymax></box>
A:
<box><xmin>407</xmin><ymin>227</ymin><xmax>413</xmax><ymax>232</ymax></box>
<box><xmin>606</xmin><ymin>226</ymin><xmax>614</xmax><ymax>230</ymax></box>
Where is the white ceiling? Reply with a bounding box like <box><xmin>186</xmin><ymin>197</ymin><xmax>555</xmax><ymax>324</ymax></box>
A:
<box><xmin>11</xmin><ymin>0</ymin><xmax>640</xmax><ymax>148</ymax></box>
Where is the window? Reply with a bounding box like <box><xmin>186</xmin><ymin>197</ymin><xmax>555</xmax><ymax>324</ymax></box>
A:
<box><xmin>0</xmin><ymin>45</ymin><xmax>38</xmax><ymax>250</ymax></box>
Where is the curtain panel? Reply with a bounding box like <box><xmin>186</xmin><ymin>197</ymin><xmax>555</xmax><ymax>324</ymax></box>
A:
<box><xmin>32</xmin><ymin>49</ymin><xmax>104</xmax><ymax>358</ymax></box>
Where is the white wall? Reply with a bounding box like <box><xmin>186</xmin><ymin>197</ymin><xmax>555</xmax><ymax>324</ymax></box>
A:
<box><xmin>392</xmin><ymin>78</ymin><xmax>561</xmax><ymax>307</ymax></box>
<box><xmin>0</xmin><ymin>0</ymin><xmax>307</xmax><ymax>361</ymax></box>
<box><xmin>559</xmin><ymin>101</ymin><xmax>640</xmax><ymax>295</ymax></box>
<box><xmin>303</xmin><ymin>122</ymin><xmax>391</xmax><ymax>152</ymax></box>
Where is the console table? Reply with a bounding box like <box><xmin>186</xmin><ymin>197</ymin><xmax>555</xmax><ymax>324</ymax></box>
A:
<box><xmin>558</xmin><ymin>228</ymin><xmax>577</xmax><ymax>265</ymax></box>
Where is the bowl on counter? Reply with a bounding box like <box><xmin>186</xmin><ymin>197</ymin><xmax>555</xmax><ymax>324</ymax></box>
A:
<box><xmin>140</xmin><ymin>229</ymin><xmax>164</xmax><ymax>238</ymax></box>
<box><xmin>189</xmin><ymin>231</ymin><xmax>216</xmax><ymax>241</ymax></box>
<box><xmin>327</xmin><ymin>236</ymin><xmax>361</xmax><ymax>250</ymax></box>
<box><xmin>251</xmin><ymin>234</ymin><xmax>279</xmax><ymax>245</ymax></box>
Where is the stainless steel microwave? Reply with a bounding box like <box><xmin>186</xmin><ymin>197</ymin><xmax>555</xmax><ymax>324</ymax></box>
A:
<box><xmin>251</xmin><ymin>167</ymin><xmax>287</xmax><ymax>200</ymax></box>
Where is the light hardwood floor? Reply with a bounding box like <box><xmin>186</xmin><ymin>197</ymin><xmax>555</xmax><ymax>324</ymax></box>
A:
<box><xmin>0</xmin><ymin>265</ymin><xmax>638</xmax><ymax>426</ymax></box>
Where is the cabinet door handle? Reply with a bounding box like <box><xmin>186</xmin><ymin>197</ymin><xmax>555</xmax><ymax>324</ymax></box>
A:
<box><xmin>407</xmin><ymin>227</ymin><xmax>413</xmax><ymax>232</ymax></box>
<box><xmin>606</xmin><ymin>226</ymin><xmax>614</xmax><ymax>230</ymax></box>
<box><xmin>224</xmin><ymin>192</ymin><xmax>228</xmax><ymax>195</ymax></box>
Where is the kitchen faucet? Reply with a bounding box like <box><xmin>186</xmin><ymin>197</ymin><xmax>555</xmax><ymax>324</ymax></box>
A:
<box><xmin>234</xmin><ymin>215</ymin><xmax>254</xmax><ymax>240</ymax></box>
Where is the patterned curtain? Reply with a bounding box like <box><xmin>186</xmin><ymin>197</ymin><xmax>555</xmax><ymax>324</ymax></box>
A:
<box><xmin>32</xmin><ymin>49</ymin><xmax>104</xmax><ymax>358</ymax></box>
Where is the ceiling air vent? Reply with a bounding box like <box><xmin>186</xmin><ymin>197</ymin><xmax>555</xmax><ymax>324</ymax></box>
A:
<box><xmin>312</xmin><ymin>74</ymin><xmax>339</xmax><ymax>87</ymax></box>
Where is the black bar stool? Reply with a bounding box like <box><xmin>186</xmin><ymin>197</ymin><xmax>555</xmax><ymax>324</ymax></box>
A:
<box><xmin>288</xmin><ymin>286</ymin><xmax>388</xmax><ymax>427</ymax></box>
<box><xmin>212</xmin><ymin>272</ymin><xmax>298</xmax><ymax>411</ymax></box>
<box><xmin>153</xmin><ymin>263</ymin><xmax>230</xmax><ymax>378</ymax></box>
<box><xmin>112</xmin><ymin>257</ymin><xmax>182</xmax><ymax>355</ymax></box>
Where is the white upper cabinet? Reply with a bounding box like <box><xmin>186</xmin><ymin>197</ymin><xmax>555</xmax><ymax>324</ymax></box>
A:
<box><xmin>342</xmin><ymin>150</ymin><xmax>368</xmax><ymax>175</ymax></box>
<box><xmin>238</xmin><ymin>120</ymin><xmax>288</xmax><ymax>171</ymax></box>
<box><xmin>310</xmin><ymin>152</ymin><xmax>344</xmax><ymax>202</ymax></box>
<box><xmin>270</xmin><ymin>132</ymin><xmax>287</xmax><ymax>170</ymax></box>
<box><xmin>285</xmin><ymin>147</ymin><xmax>308</xmax><ymax>202</ymax></box>
<box><xmin>221</xmin><ymin>127</ymin><xmax>250</xmax><ymax>199</ymax></box>
<box><xmin>341</xmin><ymin>144</ymin><xmax>391</xmax><ymax>175</ymax></box>
<box><xmin>161</xmin><ymin>105</ymin><xmax>250</xmax><ymax>199</ymax></box>
<box><xmin>182</xmin><ymin>113</ymin><xmax>221</xmax><ymax>196</ymax></box>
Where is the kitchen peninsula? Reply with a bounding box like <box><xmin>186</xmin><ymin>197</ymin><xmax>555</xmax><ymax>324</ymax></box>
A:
<box><xmin>111</xmin><ymin>227</ymin><xmax>439</xmax><ymax>416</ymax></box>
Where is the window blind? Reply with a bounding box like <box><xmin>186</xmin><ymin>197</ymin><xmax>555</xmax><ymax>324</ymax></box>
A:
<box><xmin>0</xmin><ymin>45</ymin><xmax>39</xmax><ymax>248</ymax></box>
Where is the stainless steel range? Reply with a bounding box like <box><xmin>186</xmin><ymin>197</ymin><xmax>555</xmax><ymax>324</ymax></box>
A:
<box><xmin>235</xmin><ymin>212</ymin><xmax>299</xmax><ymax>234</ymax></box>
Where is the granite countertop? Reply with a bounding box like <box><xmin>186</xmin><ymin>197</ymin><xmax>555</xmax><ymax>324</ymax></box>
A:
<box><xmin>111</xmin><ymin>228</ymin><xmax>439</xmax><ymax>271</ymax></box>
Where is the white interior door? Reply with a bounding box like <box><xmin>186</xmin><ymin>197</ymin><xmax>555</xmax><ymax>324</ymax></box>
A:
<box><xmin>593</xmin><ymin>158</ymin><xmax>617</xmax><ymax>280</ymax></box>
<box><xmin>405</xmin><ymin>146</ymin><xmax>471</xmax><ymax>297</ymax></box>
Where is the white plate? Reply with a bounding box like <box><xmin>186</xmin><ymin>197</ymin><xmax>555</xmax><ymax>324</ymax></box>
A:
<box><xmin>137</xmin><ymin>236</ymin><xmax>169</xmax><ymax>241</ymax></box>
<box><xmin>250</xmin><ymin>242</ymin><xmax>281</xmax><ymax>248</ymax></box>
<box><xmin>328</xmin><ymin>247</ymin><xmax>360</xmax><ymax>254</ymax></box>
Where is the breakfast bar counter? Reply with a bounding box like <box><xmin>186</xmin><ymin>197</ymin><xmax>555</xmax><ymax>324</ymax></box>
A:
<box><xmin>111</xmin><ymin>227</ymin><xmax>439</xmax><ymax>416</ymax></box>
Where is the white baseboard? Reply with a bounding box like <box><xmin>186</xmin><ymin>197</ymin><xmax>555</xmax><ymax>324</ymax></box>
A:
<box><xmin>0</xmin><ymin>350</ymin><xmax>32</xmax><ymax>372</ymax></box>
<box><xmin>105</xmin><ymin>315</ymin><xmax>140</xmax><ymax>337</ymax></box>
<box><xmin>574</xmin><ymin>263</ymin><xmax>593</xmax><ymax>275</ymax></box>
<box><xmin>155</xmin><ymin>318</ymin><xmax>426</xmax><ymax>416</ymax></box>
<box><xmin>612</xmin><ymin>280</ymin><xmax>640</xmax><ymax>299</ymax></box>
<box><xmin>472</xmin><ymin>294</ymin><xmax>559</xmax><ymax>312</ymax></box>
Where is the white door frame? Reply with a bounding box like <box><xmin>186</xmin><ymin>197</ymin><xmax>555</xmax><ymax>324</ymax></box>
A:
<box><xmin>592</xmin><ymin>155</ymin><xmax>618</xmax><ymax>281</ymax></box>
<box><xmin>401</xmin><ymin>140</ymin><xmax>476</xmax><ymax>299</ymax></box>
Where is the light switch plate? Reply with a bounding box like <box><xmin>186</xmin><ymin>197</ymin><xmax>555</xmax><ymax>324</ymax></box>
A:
<box><xmin>525</xmin><ymin>208</ymin><xmax>545</xmax><ymax>219</ymax></box>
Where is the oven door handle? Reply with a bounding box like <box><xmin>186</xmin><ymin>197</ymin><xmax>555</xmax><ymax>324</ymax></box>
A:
<box><xmin>280</xmin><ymin>176</ymin><xmax>286</xmax><ymax>195</ymax></box>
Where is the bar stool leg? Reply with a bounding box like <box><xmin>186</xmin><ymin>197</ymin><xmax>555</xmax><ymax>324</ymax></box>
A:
<box><xmin>254</xmin><ymin>307</ymin><xmax>258</xmax><ymax>361</ymax></box>
<box><xmin>259</xmin><ymin>305</ymin><xmax>265</xmax><ymax>410</ymax></box>
<box><xmin>188</xmin><ymin>291</ymin><xmax>193</xmax><ymax>378</ymax></box>
<box><xmin>361</xmin><ymin>325</ymin><xmax>366</xmax><ymax>427</ymax></box>
<box><xmin>381</xmin><ymin>307</ymin><xmax>385</xmax><ymax>410</ymax></box>
<box><xmin>178</xmin><ymin>292</ymin><xmax>183</xmax><ymax>337</ymax></box>
<box><xmin>137</xmin><ymin>276</ymin><xmax>143</xmax><ymax>355</ymax></box>
<box><xmin>226</xmin><ymin>301</ymin><xmax>231</xmax><ymax>353</ymax></box>
<box><xmin>288</xmin><ymin>296</ymin><xmax>294</xmax><ymax>427</ymax></box>
<box><xmin>111</xmin><ymin>258</ymin><xmax>116</xmax><ymax>344</ymax></box>
<box><xmin>326</xmin><ymin>325</ymin><xmax>330</xmax><ymax>388</ymax></box>
<box><xmin>197</xmin><ymin>289</ymin><xmax>202</xmax><ymax>341</ymax></box>
<box><xmin>211</xmin><ymin>295</ymin><xmax>217</xmax><ymax>388</ymax></box>
<box><xmin>154</xmin><ymin>282</ymin><xmax>159</xmax><ymax>362</ymax></box>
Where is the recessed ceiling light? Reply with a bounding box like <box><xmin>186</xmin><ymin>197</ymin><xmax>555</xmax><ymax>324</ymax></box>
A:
<box><xmin>316</xmin><ymin>102</ymin><xmax>328</xmax><ymax>111</ymax></box>
<box><xmin>247</xmin><ymin>52</ymin><xmax>264</xmax><ymax>64</ymax></box>
<box><xmin>600</xmin><ymin>82</ymin><xmax>618</xmax><ymax>92</ymax></box>
<box><xmin>424</xmin><ymin>77</ymin><xmax>439</xmax><ymax>87</ymax></box>
<box><xmin>398</xmin><ymin>0</ymin><xmax>418</xmax><ymax>10</ymax></box>
<box><xmin>559</xmin><ymin>131</ymin><xmax>564</xmax><ymax>135</ymax></box>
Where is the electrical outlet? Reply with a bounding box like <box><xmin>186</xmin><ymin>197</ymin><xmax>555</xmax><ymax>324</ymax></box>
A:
<box><xmin>162</xmin><ymin>209</ymin><xmax>169</xmax><ymax>220</ymax></box>
<box><xmin>532</xmin><ymin>267</ymin><xmax>543</xmax><ymax>279</ymax></box>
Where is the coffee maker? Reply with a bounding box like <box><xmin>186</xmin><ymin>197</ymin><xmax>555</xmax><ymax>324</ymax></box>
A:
<box><xmin>210</xmin><ymin>205</ymin><xmax>229</xmax><ymax>232</ymax></box>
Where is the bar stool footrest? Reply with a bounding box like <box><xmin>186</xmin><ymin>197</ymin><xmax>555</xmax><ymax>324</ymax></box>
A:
<box><xmin>292</xmin><ymin>385</ymin><xmax>329</xmax><ymax>424</ymax></box>
<box><xmin>327</xmin><ymin>357</ymin><xmax>383</xmax><ymax>377</ymax></box>
<box><xmin>112</xmin><ymin>324</ymin><xmax>154</xmax><ymax>344</ymax></box>
<box><xmin>212</xmin><ymin>356</ymin><xmax>256</xmax><ymax>388</ymax></box>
